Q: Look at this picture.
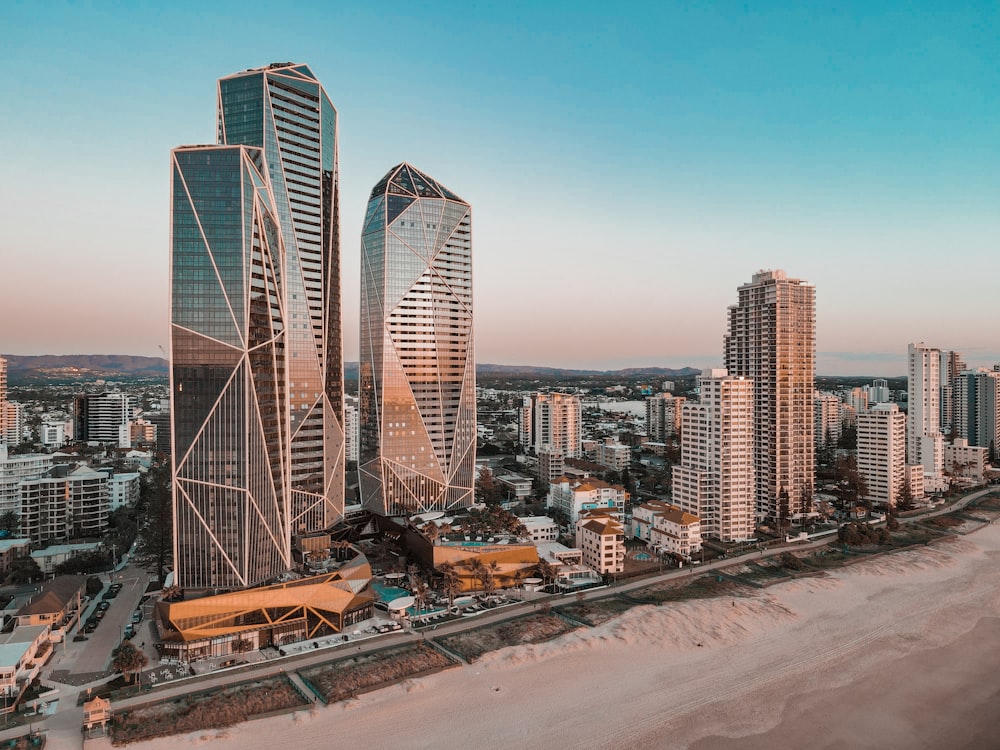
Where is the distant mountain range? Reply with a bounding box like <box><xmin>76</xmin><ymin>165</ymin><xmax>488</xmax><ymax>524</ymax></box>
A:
<box><xmin>1</xmin><ymin>355</ymin><xmax>700</xmax><ymax>382</ymax></box>
<box><xmin>2</xmin><ymin>354</ymin><xmax>168</xmax><ymax>381</ymax></box>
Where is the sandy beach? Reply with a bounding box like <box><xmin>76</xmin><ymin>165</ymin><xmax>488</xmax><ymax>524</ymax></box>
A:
<box><xmin>138</xmin><ymin>523</ymin><xmax>1000</xmax><ymax>750</ymax></box>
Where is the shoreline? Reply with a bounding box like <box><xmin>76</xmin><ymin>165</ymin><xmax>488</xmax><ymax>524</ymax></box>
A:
<box><xmin>131</xmin><ymin>519</ymin><xmax>1000</xmax><ymax>749</ymax></box>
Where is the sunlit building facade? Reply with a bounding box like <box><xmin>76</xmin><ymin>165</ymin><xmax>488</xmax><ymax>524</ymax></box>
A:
<box><xmin>170</xmin><ymin>144</ymin><xmax>290</xmax><ymax>591</ymax></box>
<box><xmin>907</xmin><ymin>342</ymin><xmax>941</xmax><ymax>465</ymax></box>
<box><xmin>218</xmin><ymin>63</ymin><xmax>345</xmax><ymax>533</ymax></box>
<box><xmin>0</xmin><ymin>357</ymin><xmax>6</xmax><ymax>444</ymax></box>
<box><xmin>724</xmin><ymin>270</ymin><xmax>815</xmax><ymax>520</ymax></box>
<box><xmin>359</xmin><ymin>164</ymin><xmax>475</xmax><ymax>516</ymax></box>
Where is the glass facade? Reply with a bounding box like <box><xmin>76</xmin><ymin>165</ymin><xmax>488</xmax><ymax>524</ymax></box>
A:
<box><xmin>218</xmin><ymin>63</ymin><xmax>345</xmax><ymax>534</ymax></box>
<box><xmin>170</xmin><ymin>145</ymin><xmax>289</xmax><ymax>590</ymax></box>
<box><xmin>359</xmin><ymin>164</ymin><xmax>476</xmax><ymax>516</ymax></box>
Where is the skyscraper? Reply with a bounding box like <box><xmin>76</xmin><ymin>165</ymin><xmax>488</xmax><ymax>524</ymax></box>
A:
<box><xmin>74</xmin><ymin>392</ymin><xmax>136</xmax><ymax>444</ymax></box>
<box><xmin>170</xmin><ymin>144</ymin><xmax>289</xmax><ymax>591</ymax></box>
<box><xmin>907</xmin><ymin>342</ymin><xmax>941</xmax><ymax>465</ymax></box>
<box><xmin>359</xmin><ymin>164</ymin><xmax>475</xmax><ymax>516</ymax></box>
<box><xmin>857</xmin><ymin>403</ymin><xmax>907</xmax><ymax>507</ymax></box>
<box><xmin>953</xmin><ymin>368</ymin><xmax>1000</xmax><ymax>452</ymax></box>
<box><xmin>724</xmin><ymin>269</ymin><xmax>815</xmax><ymax>520</ymax></box>
<box><xmin>646</xmin><ymin>392</ymin><xmax>685</xmax><ymax>442</ymax></box>
<box><xmin>0</xmin><ymin>357</ymin><xmax>6</xmax><ymax>444</ymax></box>
<box><xmin>218</xmin><ymin>63</ymin><xmax>345</xmax><ymax>533</ymax></box>
<box><xmin>939</xmin><ymin>350</ymin><xmax>966</xmax><ymax>436</ymax></box>
<box><xmin>170</xmin><ymin>62</ymin><xmax>344</xmax><ymax>591</ymax></box>
<box><xmin>531</xmin><ymin>393</ymin><xmax>583</xmax><ymax>457</ymax></box>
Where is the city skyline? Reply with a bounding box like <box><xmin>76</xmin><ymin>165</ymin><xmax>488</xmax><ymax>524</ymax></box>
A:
<box><xmin>3</xmin><ymin>3</ymin><xmax>1000</xmax><ymax>375</ymax></box>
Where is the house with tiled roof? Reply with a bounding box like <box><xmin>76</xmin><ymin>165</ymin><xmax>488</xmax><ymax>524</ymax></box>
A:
<box><xmin>632</xmin><ymin>500</ymin><xmax>702</xmax><ymax>560</ymax></box>
<box><xmin>575</xmin><ymin>510</ymin><xmax>625</xmax><ymax>575</ymax></box>
<box><xmin>15</xmin><ymin>574</ymin><xmax>87</xmax><ymax>641</ymax></box>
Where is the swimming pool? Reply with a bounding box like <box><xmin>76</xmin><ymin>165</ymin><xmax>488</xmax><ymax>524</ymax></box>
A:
<box><xmin>371</xmin><ymin>581</ymin><xmax>409</xmax><ymax>602</ymax></box>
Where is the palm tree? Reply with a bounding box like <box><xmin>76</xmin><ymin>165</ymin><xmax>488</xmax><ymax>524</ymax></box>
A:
<box><xmin>407</xmin><ymin>563</ymin><xmax>421</xmax><ymax>590</ymax></box>
<box><xmin>424</xmin><ymin>522</ymin><xmax>440</xmax><ymax>546</ymax></box>
<box><xmin>512</xmin><ymin>567</ymin><xmax>528</xmax><ymax>600</ymax></box>
<box><xmin>439</xmin><ymin>562</ymin><xmax>462</xmax><ymax>607</ymax></box>
<box><xmin>111</xmin><ymin>641</ymin><xmax>148</xmax><ymax>684</ymax></box>
<box><xmin>467</xmin><ymin>557</ymin><xmax>488</xmax><ymax>593</ymax></box>
<box><xmin>484</xmin><ymin>560</ymin><xmax>500</xmax><ymax>596</ymax></box>
<box><xmin>536</xmin><ymin>558</ymin><xmax>556</xmax><ymax>590</ymax></box>
<box><xmin>413</xmin><ymin>577</ymin><xmax>430</xmax><ymax>616</ymax></box>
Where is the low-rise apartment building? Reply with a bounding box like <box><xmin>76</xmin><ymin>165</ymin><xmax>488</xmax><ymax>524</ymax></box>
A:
<box><xmin>547</xmin><ymin>476</ymin><xmax>627</xmax><ymax>524</ymax></box>
<box><xmin>575</xmin><ymin>511</ymin><xmax>625</xmax><ymax>575</ymax></box>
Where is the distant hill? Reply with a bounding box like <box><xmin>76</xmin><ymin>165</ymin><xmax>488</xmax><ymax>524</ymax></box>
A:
<box><xmin>1</xmin><ymin>355</ymin><xmax>699</xmax><ymax>383</ymax></box>
<box><xmin>0</xmin><ymin>355</ymin><xmax>902</xmax><ymax>385</ymax></box>
<box><xmin>474</xmin><ymin>363</ymin><xmax>702</xmax><ymax>379</ymax></box>
<box><xmin>2</xmin><ymin>354</ymin><xmax>168</xmax><ymax>383</ymax></box>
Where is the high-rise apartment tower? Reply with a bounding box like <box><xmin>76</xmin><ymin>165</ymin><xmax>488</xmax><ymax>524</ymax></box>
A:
<box><xmin>673</xmin><ymin>369</ymin><xmax>755</xmax><ymax>542</ymax></box>
<box><xmin>530</xmin><ymin>393</ymin><xmax>582</xmax><ymax>458</ymax></box>
<box><xmin>907</xmin><ymin>342</ymin><xmax>941</xmax><ymax>465</ymax></box>
<box><xmin>724</xmin><ymin>270</ymin><xmax>815</xmax><ymax>519</ymax></box>
<box><xmin>218</xmin><ymin>63</ymin><xmax>345</xmax><ymax>533</ymax></box>
<box><xmin>359</xmin><ymin>164</ymin><xmax>475</xmax><ymax>516</ymax></box>
<box><xmin>170</xmin><ymin>63</ymin><xmax>344</xmax><ymax>591</ymax></box>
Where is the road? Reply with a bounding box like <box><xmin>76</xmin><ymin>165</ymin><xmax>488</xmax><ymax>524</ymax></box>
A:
<box><xmin>2</xmin><ymin>486</ymin><xmax>994</xmax><ymax>748</ymax></box>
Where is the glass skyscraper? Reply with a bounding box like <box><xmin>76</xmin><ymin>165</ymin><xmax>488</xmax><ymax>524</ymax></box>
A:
<box><xmin>218</xmin><ymin>63</ymin><xmax>345</xmax><ymax>534</ymax></box>
<box><xmin>171</xmin><ymin>63</ymin><xmax>344</xmax><ymax>592</ymax></box>
<box><xmin>359</xmin><ymin>164</ymin><xmax>476</xmax><ymax>516</ymax></box>
<box><xmin>170</xmin><ymin>145</ymin><xmax>289</xmax><ymax>590</ymax></box>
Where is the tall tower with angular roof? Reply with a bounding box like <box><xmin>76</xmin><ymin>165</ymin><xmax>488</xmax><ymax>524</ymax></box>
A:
<box><xmin>359</xmin><ymin>164</ymin><xmax>475</xmax><ymax>516</ymax></box>
<box><xmin>217</xmin><ymin>63</ymin><xmax>345</xmax><ymax>534</ymax></box>
<box><xmin>170</xmin><ymin>63</ymin><xmax>343</xmax><ymax>592</ymax></box>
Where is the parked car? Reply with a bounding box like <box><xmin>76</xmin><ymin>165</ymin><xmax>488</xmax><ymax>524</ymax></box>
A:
<box><xmin>131</xmin><ymin>611</ymin><xmax>142</xmax><ymax>624</ymax></box>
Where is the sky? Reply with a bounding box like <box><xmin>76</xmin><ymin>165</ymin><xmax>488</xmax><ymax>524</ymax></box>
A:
<box><xmin>1</xmin><ymin>1</ymin><xmax>998</xmax><ymax>376</ymax></box>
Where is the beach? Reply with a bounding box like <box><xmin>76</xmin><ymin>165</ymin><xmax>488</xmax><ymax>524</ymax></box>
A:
<box><xmin>139</xmin><ymin>523</ymin><xmax>1000</xmax><ymax>749</ymax></box>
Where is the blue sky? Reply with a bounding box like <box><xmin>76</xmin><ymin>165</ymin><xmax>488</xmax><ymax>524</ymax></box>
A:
<box><xmin>1</xmin><ymin>1</ymin><xmax>998</xmax><ymax>375</ymax></box>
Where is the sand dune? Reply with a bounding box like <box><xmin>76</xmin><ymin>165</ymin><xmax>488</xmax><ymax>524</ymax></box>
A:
<box><xmin>137</xmin><ymin>523</ymin><xmax>1000</xmax><ymax>750</ymax></box>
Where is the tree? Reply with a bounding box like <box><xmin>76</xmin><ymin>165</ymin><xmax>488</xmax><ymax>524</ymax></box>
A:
<box><xmin>621</xmin><ymin>467</ymin><xmax>636</xmax><ymax>496</ymax></box>
<box><xmin>55</xmin><ymin>551</ymin><xmax>112</xmax><ymax>576</ymax></box>
<box><xmin>777</xmin><ymin>488</ymin><xmax>790</xmax><ymax>535</ymax></box>
<box><xmin>476</xmin><ymin>467</ymin><xmax>500</xmax><ymax>506</ymax></box>
<box><xmin>536</xmin><ymin>558</ymin><xmax>556</xmax><ymax>589</ymax></box>
<box><xmin>413</xmin><ymin>577</ymin><xmax>430</xmax><ymax>615</ymax></box>
<box><xmin>424</xmin><ymin>522</ymin><xmax>440</xmax><ymax>546</ymax></box>
<box><xmin>895</xmin><ymin>476</ymin><xmax>916</xmax><ymax>513</ymax></box>
<box><xmin>406</xmin><ymin>563</ymin><xmax>421</xmax><ymax>590</ymax></box>
<box><xmin>439</xmin><ymin>562</ymin><xmax>462</xmax><ymax>607</ymax></box>
<box><xmin>467</xmin><ymin>558</ymin><xmax>488</xmax><ymax>593</ymax></box>
<box><xmin>0</xmin><ymin>511</ymin><xmax>19</xmax><ymax>536</ymax></box>
<box><xmin>111</xmin><ymin>641</ymin><xmax>148</xmax><ymax>684</ymax></box>
<box><xmin>835</xmin><ymin>455</ymin><xmax>869</xmax><ymax>509</ymax></box>
<box><xmin>512</xmin><ymin>567</ymin><xmax>528</xmax><ymax>600</ymax></box>
<box><xmin>483</xmin><ymin>560</ymin><xmax>500</xmax><ymax>595</ymax></box>
<box><xmin>134</xmin><ymin>463</ymin><xmax>172</xmax><ymax>585</ymax></box>
<box><xmin>4</xmin><ymin>556</ymin><xmax>42</xmax><ymax>585</ymax></box>
<box><xmin>838</xmin><ymin>424</ymin><xmax>857</xmax><ymax>450</ymax></box>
